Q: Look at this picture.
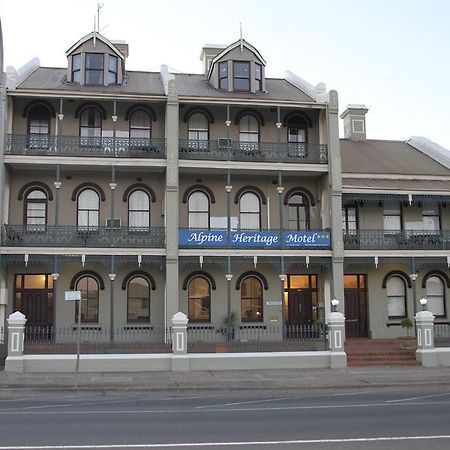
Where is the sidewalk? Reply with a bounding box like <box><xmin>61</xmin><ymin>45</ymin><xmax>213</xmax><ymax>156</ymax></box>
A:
<box><xmin>1</xmin><ymin>366</ymin><xmax>450</xmax><ymax>394</ymax></box>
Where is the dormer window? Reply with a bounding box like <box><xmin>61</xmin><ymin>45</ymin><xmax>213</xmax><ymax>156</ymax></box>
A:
<box><xmin>72</xmin><ymin>54</ymin><xmax>81</xmax><ymax>83</ymax></box>
<box><xmin>219</xmin><ymin>62</ymin><xmax>228</xmax><ymax>90</ymax></box>
<box><xmin>108</xmin><ymin>55</ymin><xmax>118</xmax><ymax>85</ymax></box>
<box><xmin>233</xmin><ymin>61</ymin><xmax>250</xmax><ymax>91</ymax></box>
<box><xmin>85</xmin><ymin>53</ymin><xmax>104</xmax><ymax>85</ymax></box>
<box><xmin>255</xmin><ymin>63</ymin><xmax>262</xmax><ymax>92</ymax></box>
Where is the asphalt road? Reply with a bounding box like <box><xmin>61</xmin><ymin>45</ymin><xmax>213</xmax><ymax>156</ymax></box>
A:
<box><xmin>1</xmin><ymin>388</ymin><xmax>450</xmax><ymax>449</ymax></box>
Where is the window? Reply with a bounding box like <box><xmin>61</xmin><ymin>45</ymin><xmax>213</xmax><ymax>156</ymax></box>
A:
<box><xmin>80</xmin><ymin>107</ymin><xmax>102</xmax><ymax>139</ymax></box>
<box><xmin>27</xmin><ymin>105</ymin><xmax>51</xmax><ymax>149</ymax></box>
<box><xmin>129</xmin><ymin>110</ymin><xmax>151</xmax><ymax>140</ymax></box>
<box><xmin>342</xmin><ymin>205</ymin><xmax>358</xmax><ymax>232</ymax></box>
<box><xmin>85</xmin><ymin>53</ymin><xmax>104</xmax><ymax>85</ymax></box>
<box><xmin>77</xmin><ymin>188</ymin><xmax>100</xmax><ymax>229</ymax></box>
<box><xmin>188</xmin><ymin>113</ymin><xmax>209</xmax><ymax>142</ymax></box>
<box><xmin>288</xmin><ymin>194</ymin><xmax>309</xmax><ymax>230</ymax></box>
<box><xmin>25</xmin><ymin>190</ymin><xmax>47</xmax><ymax>227</ymax></box>
<box><xmin>75</xmin><ymin>276</ymin><xmax>99</xmax><ymax>323</ymax></box>
<box><xmin>219</xmin><ymin>62</ymin><xmax>228</xmax><ymax>90</ymax></box>
<box><xmin>255</xmin><ymin>63</ymin><xmax>263</xmax><ymax>92</ymax></box>
<box><xmin>386</xmin><ymin>276</ymin><xmax>407</xmax><ymax>319</ymax></box>
<box><xmin>239</xmin><ymin>114</ymin><xmax>259</xmax><ymax>150</ymax></box>
<box><xmin>127</xmin><ymin>276</ymin><xmax>150</xmax><ymax>322</ymax></box>
<box><xmin>233</xmin><ymin>61</ymin><xmax>250</xmax><ymax>91</ymax></box>
<box><xmin>240</xmin><ymin>192</ymin><xmax>260</xmax><ymax>230</ymax></box>
<box><xmin>72</xmin><ymin>54</ymin><xmax>81</xmax><ymax>83</ymax></box>
<box><xmin>188</xmin><ymin>191</ymin><xmax>209</xmax><ymax>229</ymax></box>
<box><xmin>426</xmin><ymin>275</ymin><xmax>446</xmax><ymax>317</ymax></box>
<box><xmin>423</xmin><ymin>204</ymin><xmax>440</xmax><ymax>231</ymax></box>
<box><xmin>287</xmin><ymin>115</ymin><xmax>308</xmax><ymax>157</ymax></box>
<box><xmin>241</xmin><ymin>276</ymin><xmax>263</xmax><ymax>322</ymax></box>
<box><xmin>188</xmin><ymin>276</ymin><xmax>211</xmax><ymax>322</ymax></box>
<box><xmin>128</xmin><ymin>190</ymin><xmax>150</xmax><ymax>229</ymax></box>
<box><xmin>383</xmin><ymin>205</ymin><xmax>401</xmax><ymax>233</ymax></box>
<box><xmin>107</xmin><ymin>55</ymin><xmax>118</xmax><ymax>84</ymax></box>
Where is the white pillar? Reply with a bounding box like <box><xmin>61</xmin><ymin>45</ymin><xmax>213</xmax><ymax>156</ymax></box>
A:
<box><xmin>171</xmin><ymin>311</ymin><xmax>189</xmax><ymax>371</ymax></box>
<box><xmin>327</xmin><ymin>311</ymin><xmax>347</xmax><ymax>368</ymax></box>
<box><xmin>5</xmin><ymin>311</ymin><xmax>27</xmax><ymax>373</ymax></box>
<box><xmin>415</xmin><ymin>310</ymin><xmax>437</xmax><ymax>367</ymax></box>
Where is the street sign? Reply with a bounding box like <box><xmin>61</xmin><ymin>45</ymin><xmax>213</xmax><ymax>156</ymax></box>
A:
<box><xmin>65</xmin><ymin>290</ymin><xmax>81</xmax><ymax>301</ymax></box>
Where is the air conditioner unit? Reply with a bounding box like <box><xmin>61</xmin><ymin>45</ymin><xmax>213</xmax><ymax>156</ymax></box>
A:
<box><xmin>217</xmin><ymin>138</ymin><xmax>231</xmax><ymax>149</ymax></box>
<box><xmin>106</xmin><ymin>218</ymin><xmax>121</xmax><ymax>229</ymax></box>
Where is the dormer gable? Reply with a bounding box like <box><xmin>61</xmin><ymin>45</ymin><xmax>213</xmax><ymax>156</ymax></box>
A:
<box><xmin>206</xmin><ymin>39</ymin><xmax>266</xmax><ymax>93</ymax></box>
<box><xmin>65</xmin><ymin>32</ymin><xmax>127</xmax><ymax>86</ymax></box>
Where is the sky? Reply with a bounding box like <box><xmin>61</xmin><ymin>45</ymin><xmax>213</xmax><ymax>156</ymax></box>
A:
<box><xmin>1</xmin><ymin>0</ymin><xmax>449</xmax><ymax>150</ymax></box>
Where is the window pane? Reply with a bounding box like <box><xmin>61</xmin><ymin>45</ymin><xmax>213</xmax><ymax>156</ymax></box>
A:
<box><xmin>109</xmin><ymin>55</ymin><xmax>117</xmax><ymax>72</ymax></box>
<box><xmin>27</xmin><ymin>190</ymin><xmax>46</xmax><ymax>200</ymax></box>
<box><xmin>131</xmin><ymin>110</ymin><xmax>151</xmax><ymax>129</ymax></box>
<box><xmin>240</xmin><ymin>193</ymin><xmax>259</xmax><ymax>212</ymax></box>
<box><xmin>388</xmin><ymin>296</ymin><xmax>406</xmax><ymax>317</ymax></box>
<box><xmin>219</xmin><ymin>78</ymin><xmax>228</xmax><ymax>90</ymax></box>
<box><xmin>85</xmin><ymin>70</ymin><xmax>104</xmax><ymax>85</ymax></box>
<box><xmin>24</xmin><ymin>274</ymin><xmax>47</xmax><ymax>289</ymax></box>
<box><xmin>128</xmin><ymin>277</ymin><xmax>150</xmax><ymax>322</ymax></box>
<box><xmin>85</xmin><ymin>53</ymin><xmax>104</xmax><ymax>69</ymax></box>
<box><xmin>79</xmin><ymin>189</ymin><xmax>99</xmax><ymax>209</ymax></box>
<box><xmin>129</xmin><ymin>190</ymin><xmax>149</xmax><ymax>209</ymax></box>
<box><xmin>189</xmin><ymin>192</ymin><xmax>209</xmax><ymax>211</ymax></box>
<box><xmin>72</xmin><ymin>54</ymin><xmax>81</xmax><ymax>70</ymax></box>
<box><xmin>234</xmin><ymin>62</ymin><xmax>249</xmax><ymax>77</ymax></box>
<box><xmin>188</xmin><ymin>277</ymin><xmax>211</xmax><ymax>322</ymax></box>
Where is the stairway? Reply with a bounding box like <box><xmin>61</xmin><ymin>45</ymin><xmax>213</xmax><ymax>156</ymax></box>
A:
<box><xmin>345</xmin><ymin>338</ymin><xmax>420</xmax><ymax>367</ymax></box>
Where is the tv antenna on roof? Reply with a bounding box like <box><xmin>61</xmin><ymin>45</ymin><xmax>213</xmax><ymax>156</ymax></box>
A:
<box><xmin>97</xmin><ymin>3</ymin><xmax>104</xmax><ymax>33</ymax></box>
<box><xmin>240</xmin><ymin>22</ymin><xmax>244</xmax><ymax>52</ymax></box>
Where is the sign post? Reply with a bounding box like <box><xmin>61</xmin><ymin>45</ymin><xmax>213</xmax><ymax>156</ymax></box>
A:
<box><xmin>65</xmin><ymin>291</ymin><xmax>82</xmax><ymax>373</ymax></box>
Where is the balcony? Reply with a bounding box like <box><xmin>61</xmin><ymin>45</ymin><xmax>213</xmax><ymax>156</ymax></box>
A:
<box><xmin>179</xmin><ymin>139</ymin><xmax>328</xmax><ymax>164</ymax></box>
<box><xmin>343</xmin><ymin>230</ymin><xmax>450</xmax><ymax>250</ymax></box>
<box><xmin>6</xmin><ymin>135</ymin><xmax>166</xmax><ymax>158</ymax></box>
<box><xmin>2</xmin><ymin>225</ymin><xmax>166</xmax><ymax>248</ymax></box>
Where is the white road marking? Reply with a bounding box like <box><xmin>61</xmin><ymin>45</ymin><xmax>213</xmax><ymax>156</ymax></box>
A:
<box><xmin>386</xmin><ymin>392</ymin><xmax>450</xmax><ymax>403</ymax></box>
<box><xmin>2</xmin><ymin>399</ymin><xmax>450</xmax><ymax>415</ymax></box>
<box><xmin>0</xmin><ymin>435</ymin><xmax>450</xmax><ymax>449</ymax></box>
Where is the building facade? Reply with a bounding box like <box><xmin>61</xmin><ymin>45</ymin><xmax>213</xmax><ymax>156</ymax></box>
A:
<box><xmin>0</xmin><ymin>32</ymin><xmax>449</xmax><ymax>340</ymax></box>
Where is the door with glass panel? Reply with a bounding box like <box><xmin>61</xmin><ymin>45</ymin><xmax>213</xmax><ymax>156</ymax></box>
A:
<box><xmin>344</xmin><ymin>274</ymin><xmax>368</xmax><ymax>338</ymax></box>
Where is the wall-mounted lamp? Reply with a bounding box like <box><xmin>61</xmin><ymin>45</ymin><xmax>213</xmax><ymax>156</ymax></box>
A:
<box><xmin>419</xmin><ymin>297</ymin><xmax>428</xmax><ymax>311</ymax></box>
<box><xmin>331</xmin><ymin>298</ymin><xmax>340</xmax><ymax>312</ymax></box>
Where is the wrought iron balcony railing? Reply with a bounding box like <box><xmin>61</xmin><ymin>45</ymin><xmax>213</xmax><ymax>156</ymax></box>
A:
<box><xmin>343</xmin><ymin>229</ymin><xmax>450</xmax><ymax>250</ymax></box>
<box><xmin>179</xmin><ymin>139</ymin><xmax>328</xmax><ymax>163</ymax></box>
<box><xmin>6</xmin><ymin>134</ymin><xmax>166</xmax><ymax>158</ymax></box>
<box><xmin>2</xmin><ymin>225</ymin><xmax>166</xmax><ymax>248</ymax></box>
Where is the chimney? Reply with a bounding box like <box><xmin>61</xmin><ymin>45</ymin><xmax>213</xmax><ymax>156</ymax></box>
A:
<box><xmin>111</xmin><ymin>40</ymin><xmax>129</xmax><ymax>59</ymax></box>
<box><xmin>340</xmin><ymin>104</ymin><xmax>368</xmax><ymax>141</ymax></box>
<box><xmin>200</xmin><ymin>44</ymin><xmax>226</xmax><ymax>76</ymax></box>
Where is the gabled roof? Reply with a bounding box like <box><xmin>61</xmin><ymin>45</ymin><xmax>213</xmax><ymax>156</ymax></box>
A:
<box><xmin>65</xmin><ymin>32</ymin><xmax>124</xmax><ymax>59</ymax></box>
<box><xmin>207</xmin><ymin>39</ymin><xmax>266</xmax><ymax>80</ymax></box>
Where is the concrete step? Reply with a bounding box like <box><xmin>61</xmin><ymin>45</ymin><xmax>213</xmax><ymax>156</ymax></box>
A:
<box><xmin>348</xmin><ymin>359</ymin><xmax>421</xmax><ymax>367</ymax></box>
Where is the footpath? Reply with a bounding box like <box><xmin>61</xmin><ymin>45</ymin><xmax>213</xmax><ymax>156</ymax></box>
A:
<box><xmin>1</xmin><ymin>366</ymin><xmax>450</xmax><ymax>395</ymax></box>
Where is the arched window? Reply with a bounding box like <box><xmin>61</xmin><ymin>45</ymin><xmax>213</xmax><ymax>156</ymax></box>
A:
<box><xmin>79</xmin><ymin>107</ymin><xmax>102</xmax><ymax>142</ymax></box>
<box><xmin>25</xmin><ymin>189</ymin><xmax>47</xmax><ymax>227</ymax></box>
<box><xmin>75</xmin><ymin>276</ymin><xmax>99</xmax><ymax>323</ymax></box>
<box><xmin>239</xmin><ymin>114</ymin><xmax>259</xmax><ymax>144</ymax></box>
<box><xmin>386</xmin><ymin>276</ymin><xmax>407</xmax><ymax>319</ymax></box>
<box><xmin>129</xmin><ymin>110</ymin><xmax>152</xmax><ymax>139</ymax></box>
<box><xmin>241</xmin><ymin>276</ymin><xmax>263</xmax><ymax>322</ymax></box>
<box><xmin>128</xmin><ymin>190</ymin><xmax>150</xmax><ymax>229</ymax></box>
<box><xmin>188</xmin><ymin>191</ymin><xmax>210</xmax><ymax>229</ymax></box>
<box><xmin>77</xmin><ymin>188</ymin><xmax>100</xmax><ymax>229</ymax></box>
<box><xmin>426</xmin><ymin>275</ymin><xmax>446</xmax><ymax>317</ymax></box>
<box><xmin>188</xmin><ymin>113</ymin><xmax>209</xmax><ymax>141</ymax></box>
<box><xmin>288</xmin><ymin>193</ymin><xmax>309</xmax><ymax>230</ymax></box>
<box><xmin>287</xmin><ymin>115</ymin><xmax>308</xmax><ymax>157</ymax></box>
<box><xmin>127</xmin><ymin>276</ymin><xmax>151</xmax><ymax>322</ymax></box>
<box><xmin>239</xmin><ymin>192</ymin><xmax>260</xmax><ymax>230</ymax></box>
<box><xmin>188</xmin><ymin>276</ymin><xmax>211</xmax><ymax>322</ymax></box>
<box><xmin>27</xmin><ymin>105</ymin><xmax>51</xmax><ymax>149</ymax></box>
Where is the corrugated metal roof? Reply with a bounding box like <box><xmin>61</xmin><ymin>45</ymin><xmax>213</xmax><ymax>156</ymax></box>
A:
<box><xmin>340</xmin><ymin>139</ymin><xmax>450</xmax><ymax>176</ymax></box>
<box><xmin>174</xmin><ymin>73</ymin><xmax>316</xmax><ymax>102</ymax></box>
<box><xmin>342</xmin><ymin>178</ymin><xmax>450</xmax><ymax>192</ymax></box>
<box><xmin>16</xmin><ymin>67</ymin><xmax>166</xmax><ymax>96</ymax></box>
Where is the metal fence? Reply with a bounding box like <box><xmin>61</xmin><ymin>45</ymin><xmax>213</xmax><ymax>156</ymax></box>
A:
<box><xmin>434</xmin><ymin>324</ymin><xmax>450</xmax><ymax>348</ymax></box>
<box><xmin>0</xmin><ymin>327</ymin><xmax>6</xmax><ymax>366</ymax></box>
<box><xmin>179</xmin><ymin>139</ymin><xmax>328</xmax><ymax>164</ymax></box>
<box><xmin>23</xmin><ymin>326</ymin><xmax>172</xmax><ymax>355</ymax></box>
<box><xmin>6</xmin><ymin>134</ymin><xmax>166</xmax><ymax>158</ymax></box>
<box><xmin>187</xmin><ymin>323</ymin><xmax>328</xmax><ymax>353</ymax></box>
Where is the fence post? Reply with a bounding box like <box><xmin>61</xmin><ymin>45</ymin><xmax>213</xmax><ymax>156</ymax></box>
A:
<box><xmin>327</xmin><ymin>312</ymin><xmax>347</xmax><ymax>368</ymax></box>
<box><xmin>171</xmin><ymin>312</ymin><xmax>189</xmax><ymax>371</ymax></box>
<box><xmin>415</xmin><ymin>310</ymin><xmax>437</xmax><ymax>367</ymax></box>
<box><xmin>5</xmin><ymin>311</ymin><xmax>27</xmax><ymax>373</ymax></box>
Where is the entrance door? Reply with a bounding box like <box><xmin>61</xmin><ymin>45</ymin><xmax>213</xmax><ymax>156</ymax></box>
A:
<box><xmin>288</xmin><ymin>291</ymin><xmax>313</xmax><ymax>325</ymax></box>
<box><xmin>21</xmin><ymin>291</ymin><xmax>51</xmax><ymax>327</ymax></box>
<box><xmin>344</xmin><ymin>274</ymin><xmax>368</xmax><ymax>338</ymax></box>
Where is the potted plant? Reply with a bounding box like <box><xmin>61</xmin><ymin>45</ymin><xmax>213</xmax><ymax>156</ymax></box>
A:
<box><xmin>399</xmin><ymin>318</ymin><xmax>416</xmax><ymax>348</ymax></box>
